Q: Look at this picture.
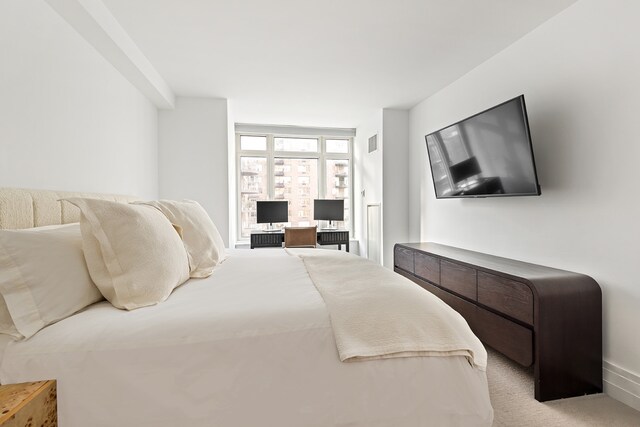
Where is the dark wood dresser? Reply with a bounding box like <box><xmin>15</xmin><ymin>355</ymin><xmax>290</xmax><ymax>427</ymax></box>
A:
<box><xmin>394</xmin><ymin>242</ymin><xmax>602</xmax><ymax>402</ymax></box>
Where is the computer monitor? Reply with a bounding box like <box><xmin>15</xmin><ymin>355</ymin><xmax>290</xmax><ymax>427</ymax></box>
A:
<box><xmin>256</xmin><ymin>201</ymin><xmax>288</xmax><ymax>231</ymax></box>
<box><xmin>313</xmin><ymin>199</ymin><xmax>344</xmax><ymax>230</ymax></box>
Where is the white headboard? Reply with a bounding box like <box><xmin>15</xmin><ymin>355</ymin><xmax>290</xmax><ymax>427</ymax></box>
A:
<box><xmin>0</xmin><ymin>188</ymin><xmax>138</xmax><ymax>230</ymax></box>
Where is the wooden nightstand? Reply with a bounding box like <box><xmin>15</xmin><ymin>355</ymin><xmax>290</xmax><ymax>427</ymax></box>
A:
<box><xmin>0</xmin><ymin>381</ymin><xmax>57</xmax><ymax>427</ymax></box>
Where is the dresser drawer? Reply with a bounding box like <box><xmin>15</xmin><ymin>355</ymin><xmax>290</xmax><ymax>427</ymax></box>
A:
<box><xmin>415</xmin><ymin>252</ymin><xmax>440</xmax><ymax>284</ymax></box>
<box><xmin>394</xmin><ymin>246</ymin><xmax>414</xmax><ymax>273</ymax></box>
<box><xmin>478</xmin><ymin>272</ymin><xmax>534</xmax><ymax>325</ymax></box>
<box><xmin>441</xmin><ymin>260</ymin><xmax>477</xmax><ymax>300</ymax></box>
<box><xmin>475</xmin><ymin>308</ymin><xmax>533</xmax><ymax>367</ymax></box>
<box><xmin>413</xmin><ymin>275</ymin><xmax>476</xmax><ymax>322</ymax></box>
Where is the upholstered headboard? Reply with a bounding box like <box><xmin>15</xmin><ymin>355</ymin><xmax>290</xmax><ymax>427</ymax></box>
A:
<box><xmin>0</xmin><ymin>188</ymin><xmax>138</xmax><ymax>230</ymax></box>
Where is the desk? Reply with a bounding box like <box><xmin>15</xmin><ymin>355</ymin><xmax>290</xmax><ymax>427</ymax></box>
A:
<box><xmin>250</xmin><ymin>231</ymin><xmax>284</xmax><ymax>248</ymax></box>
<box><xmin>250</xmin><ymin>230</ymin><xmax>349</xmax><ymax>251</ymax></box>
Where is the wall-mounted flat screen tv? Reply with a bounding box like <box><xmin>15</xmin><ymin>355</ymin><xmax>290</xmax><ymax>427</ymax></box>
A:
<box><xmin>425</xmin><ymin>95</ymin><xmax>541</xmax><ymax>199</ymax></box>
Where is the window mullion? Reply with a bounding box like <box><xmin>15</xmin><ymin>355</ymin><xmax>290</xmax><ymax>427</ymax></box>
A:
<box><xmin>319</xmin><ymin>137</ymin><xmax>326</xmax><ymax>199</ymax></box>
<box><xmin>267</xmin><ymin>135</ymin><xmax>275</xmax><ymax>200</ymax></box>
<box><xmin>235</xmin><ymin>133</ymin><xmax>242</xmax><ymax>242</ymax></box>
<box><xmin>272</xmin><ymin>152</ymin><xmax>320</xmax><ymax>159</ymax></box>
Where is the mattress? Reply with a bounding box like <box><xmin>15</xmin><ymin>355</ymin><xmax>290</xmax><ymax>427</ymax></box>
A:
<box><xmin>0</xmin><ymin>249</ymin><xmax>493</xmax><ymax>426</ymax></box>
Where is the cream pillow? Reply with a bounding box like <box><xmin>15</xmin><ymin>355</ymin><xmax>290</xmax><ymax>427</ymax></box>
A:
<box><xmin>136</xmin><ymin>200</ymin><xmax>226</xmax><ymax>278</ymax></box>
<box><xmin>0</xmin><ymin>223</ymin><xmax>103</xmax><ymax>339</ymax></box>
<box><xmin>64</xmin><ymin>198</ymin><xmax>190</xmax><ymax>310</ymax></box>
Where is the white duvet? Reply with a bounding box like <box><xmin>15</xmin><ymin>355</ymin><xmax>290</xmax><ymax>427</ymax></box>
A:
<box><xmin>0</xmin><ymin>249</ymin><xmax>492</xmax><ymax>427</ymax></box>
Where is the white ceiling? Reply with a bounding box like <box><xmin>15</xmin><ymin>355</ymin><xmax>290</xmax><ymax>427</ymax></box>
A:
<box><xmin>102</xmin><ymin>0</ymin><xmax>576</xmax><ymax>127</ymax></box>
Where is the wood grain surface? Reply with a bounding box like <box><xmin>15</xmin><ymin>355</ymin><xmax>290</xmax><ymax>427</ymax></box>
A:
<box><xmin>478</xmin><ymin>271</ymin><xmax>534</xmax><ymax>325</ymax></box>
<box><xmin>0</xmin><ymin>381</ymin><xmax>56</xmax><ymax>427</ymax></box>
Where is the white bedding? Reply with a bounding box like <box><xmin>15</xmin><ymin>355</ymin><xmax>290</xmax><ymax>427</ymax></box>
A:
<box><xmin>0</xmin><ymin>249</ymin><xmax>493</xmax><ymax>427</ymax></box>
<box><xmin>289</xmin><ymin>248</ymin><xmax>487</xmax><ymax>368</ymax></box>
<box><xmin>0</xmin><ymin>334</ymin><xmax>12</xmax><ymax>363</ymax></box>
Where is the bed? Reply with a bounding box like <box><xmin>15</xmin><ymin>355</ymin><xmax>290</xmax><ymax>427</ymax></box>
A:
<box><xmin>0</xmin><ymin>188</ymin><xmax>493</xmax><ymax>426</ymax></box>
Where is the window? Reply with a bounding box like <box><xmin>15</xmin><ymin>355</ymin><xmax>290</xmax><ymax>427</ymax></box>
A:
<box><xmin>239</xmin><ymin>157</ymin><xmax>268</xmax><ymax>237</ymax></box>
<box><xmin>275</xmin><ymin>158</ymin><xmax>318</xmax><ymax>226</ymax></box>
<box><xmin>326</xmin><ymin>139</ymin><xmax>349</xmax><ymax>153</ymax></box>
<box><xmin>240</xmin><ymin>135</ymin><xmax>267</xmax><ymax>151</ymax></box>
<box><xmin>325</xmin><ymin>159</ymin><xmax>350</xmax><ymax>226</ymax></box>
<box><xmin>236</xmin><ymin>133</ymin><xmax>352</xmax><ymax>239</ymax></box>
<box><xmin>274</xmin><ymin>137</ymin><xmax>318</xmax><ymax>152</ymax></box>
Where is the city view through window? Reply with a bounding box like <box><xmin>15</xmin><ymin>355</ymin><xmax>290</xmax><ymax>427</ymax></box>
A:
<box><xmin>238</xmin><ymin>135</ymin><xmax>351</xmax><ymax>239</ymax></box>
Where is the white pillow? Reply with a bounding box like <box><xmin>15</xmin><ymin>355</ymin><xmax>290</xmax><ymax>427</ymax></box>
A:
<box><xmin>64</xmin><ymin>198</ymin><xmax>190</xmax><ymax>310</ymax></box>
<box><xmin>136</xmin><ymin>200</ymin><xmax>226</xmax><ymax>278</ymax></box>
<box><xmin>0</xmin><ymin>223</ymin><xmax>103</xmax><ymax>339</ymax></box>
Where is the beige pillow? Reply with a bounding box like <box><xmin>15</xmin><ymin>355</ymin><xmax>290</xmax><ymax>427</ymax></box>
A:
<box><xmin>0</xmin><ymin>223</ymin><xmax>103</xmax><ymax>339</ymax></box>
<box><xmin>136</xmin><ymin>200</ymin><xmax>226</xmax><ymax>278</ymax></box>
<box><xmin>64</xmin><ymin>198</ymin><xmax>190</xmax><ymax>310</ymax></box>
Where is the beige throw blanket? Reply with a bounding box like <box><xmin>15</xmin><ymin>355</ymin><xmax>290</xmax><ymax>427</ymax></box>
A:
<box><xmin>287</xmin><ymin>248</ymin><xmax>487</xmax><ymax>371</ymax></box>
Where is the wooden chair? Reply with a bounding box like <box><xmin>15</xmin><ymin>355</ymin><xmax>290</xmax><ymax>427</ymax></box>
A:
<box><xmin>284</xmin><ymin>226</ymin><xmax>317</xmax><ymax>248</ymax></box>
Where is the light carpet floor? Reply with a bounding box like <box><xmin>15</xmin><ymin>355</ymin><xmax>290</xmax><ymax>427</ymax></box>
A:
<box><xmin>487</xmin><ymin>348</ymin><xmax>640</xmax><ymax>426</ymax></box>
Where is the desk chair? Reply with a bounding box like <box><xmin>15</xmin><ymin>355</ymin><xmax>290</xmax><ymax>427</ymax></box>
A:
<box><xmin>284</xmin><ymin>226</ymin><xmax>317</xmax><ymax>248</ymax></box>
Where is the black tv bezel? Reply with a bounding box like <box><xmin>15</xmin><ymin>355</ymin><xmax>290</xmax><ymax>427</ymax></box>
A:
<box><xmin>256</xmin><ymin>200</ymin><xmax>289</xmax><ymax>224</ymax></box>
<box><xmin>424</xmin><ymin>94</ymin><xmax>541</xmax><ymax>199</ymax></box>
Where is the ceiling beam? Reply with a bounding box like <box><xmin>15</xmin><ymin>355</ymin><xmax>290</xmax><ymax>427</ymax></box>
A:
<box><xmin>45</xmin><ymin>0</ymin><xmax>175</xmax><ymax>109</ymax></box>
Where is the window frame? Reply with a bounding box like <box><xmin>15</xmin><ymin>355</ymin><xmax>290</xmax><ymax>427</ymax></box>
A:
<box><xmin>236</xmin><ymin>133</ymin><xmax>353</xmax><ymax>241</ymax></box>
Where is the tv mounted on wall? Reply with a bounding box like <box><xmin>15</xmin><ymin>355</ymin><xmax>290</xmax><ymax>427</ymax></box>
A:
<box><xmin>425</xmin><ymin>95</ymin><xmax>541</xmax><ymax>199</ymax></box>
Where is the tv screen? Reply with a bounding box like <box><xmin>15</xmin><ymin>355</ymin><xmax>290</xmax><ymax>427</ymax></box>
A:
<box><xmin>256</xmin><ymin>201</ymin><xmax>288</xmax><ymax>224</ymax></box>
<box><xmin>313</xmin><ymin>199</ymin><xmax>344</xmax><ymax>221</ymax></box>
<box><xmin>425</xmin><ymin>95</ymin><xmax>541</xmax><ymax>198</ymax></box>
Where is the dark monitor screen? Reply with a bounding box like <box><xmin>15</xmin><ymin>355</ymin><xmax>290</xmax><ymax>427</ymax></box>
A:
<box><xmin>256</xmin><ymin>201</ymin><xmax>288</xmax><ymax>224</ymax></box>
<box><xmin>425</xmin><ymin>95</ymin><xmax>540</xmax><ymax>198</ymax></box>
<box><xmin>313</xmin><ymin>199</ymin><xmax>344</xmax><ymax>221</ymax></box>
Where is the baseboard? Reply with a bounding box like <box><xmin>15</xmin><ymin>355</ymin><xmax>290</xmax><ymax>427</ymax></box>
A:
<box><xmin>603</xmin><ymin>360</ymin><xmax>640</xmax><ymax>412</ymax></box>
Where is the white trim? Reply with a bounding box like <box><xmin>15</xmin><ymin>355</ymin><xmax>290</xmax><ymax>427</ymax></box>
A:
<box><xmin>365</xmin><ymin>203</ymin><xmax>382</xmax><ymax>264</ymax></box>
<box><xmin>236</xmin><ymin>123</ymin><xmax>355</xmax><ymax>137</ymax></box>
<box><xmin>603</xmin><ymin>360</ymin><xmax>640</xmax><ymax>412</ymax></box>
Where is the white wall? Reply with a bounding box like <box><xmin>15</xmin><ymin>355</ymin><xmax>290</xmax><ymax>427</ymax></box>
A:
<box><xmin>354</xmin><ymin>112</ymin><xmax>383</xmax><ymax>260</ymax></box>
<box><xmin>355</xmin><ymin>110</ymin><xmax>410</xmax><ymax>267</ymax></box>
<box><xmin>0</xmin><ymin>0</ymin><xmax>158</xmax><ymax>198</ymax></box>
<box><xmin>158</xmin><ymin>97</ymin><xmax>230</xmax><ymax>246</ymax></box>
<box><xmin>409</xmin><ymin>0</ymin><xmax>640</xmax><ymax>409</ymax></box>
<box><xmin>382</xmin><ymin>109</ymin><xmax>410</xmax><ymax>268</ymax></box>
<box><xmin>227</xmin><ymin>100</ymin><xmax>237</xmax><ymax>247</ymax></box>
